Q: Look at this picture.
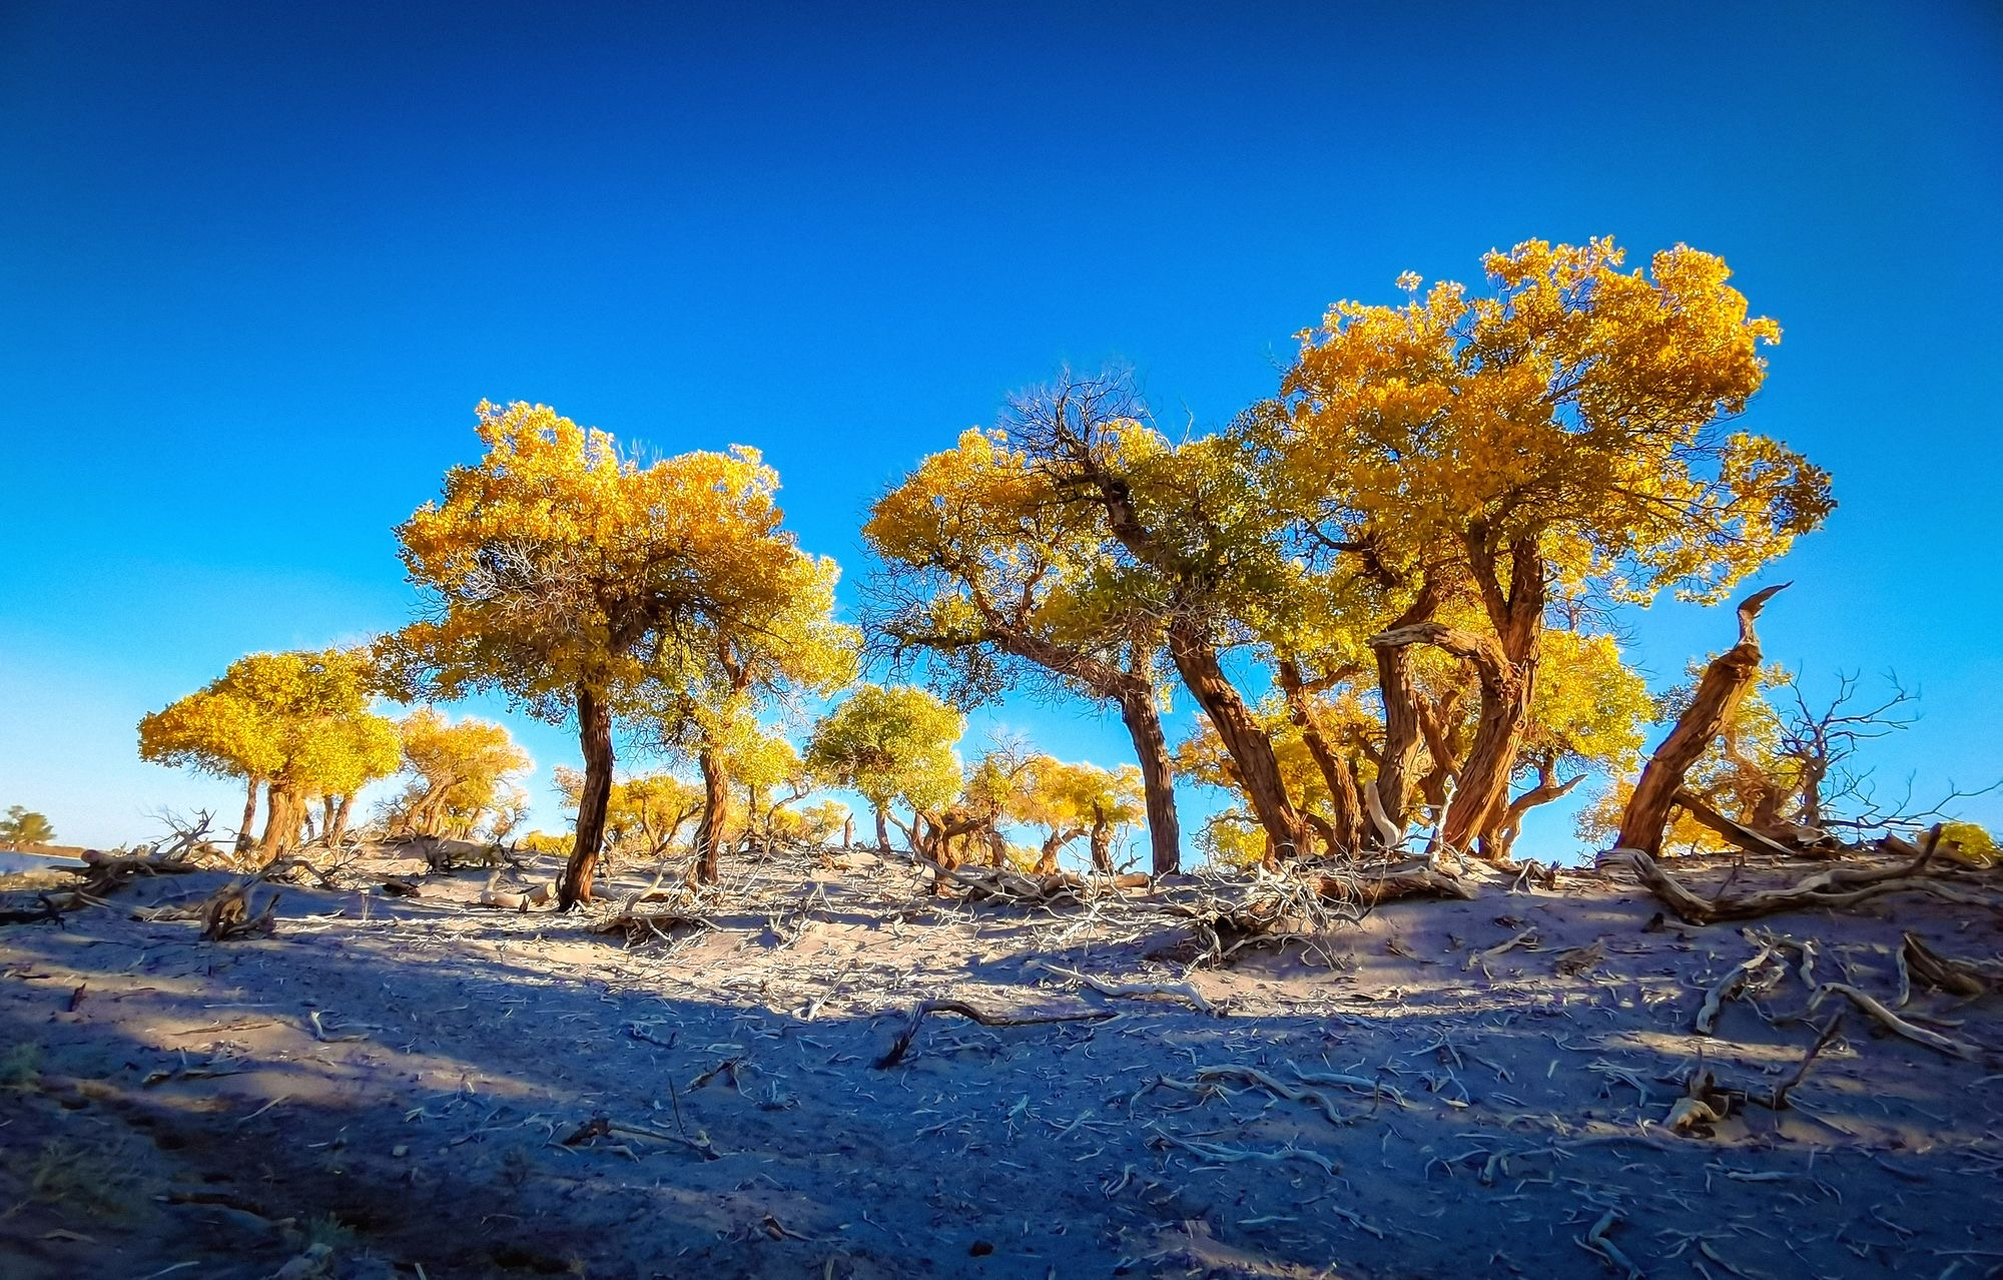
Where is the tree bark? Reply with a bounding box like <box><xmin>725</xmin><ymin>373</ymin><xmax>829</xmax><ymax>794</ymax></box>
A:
<box><xmin>1166</xmin><ymin>618</ymin><xmax>1303</xmax><ymax>866</ymax></box>
<box><xmin>1372</xmin><ymin>586</ymin><xmax>1441</xmax><ymax>837</ymax></box>
<box><xmin>257</xmin><ymin>783</ymin><xmax>300</xmax><ymax>863</ymax></box>
<box><xmin>329</xmin><ymin>794</ymin><xmax>354</xmax><ymax>847</ymax></box>
<box><xmin>1035</xmin><ymin>827</ymin><xmax>1085</xmax><ymax>875</ymax></box>
<box><xmin>558</xmin><ymin>682</ymin><xmax>615</xmax><ymax>910</ymax></box>
<box><xmin>1116</xmin><ymin>689</ymin><xmax>1182</xmax><ymax>874</ymax></box>
<box><xmin>873</xmin><ymin>805</ymin><xmax>890</xmax><ymax>851</ymax></box>
<box><xmin>238</xmin><ymin>776</ymin><xmax>261</xmax><ymax>851</ymax></box>
<box><xmin>1614</xmin><ymin>584</ymin><xmax>1789</xmax><ymax>856</ymax></box>
<box><xmin>692</xmin><ymin>745</ymin><xmax>730</xmax><ymax>884</ymax></box>
<box><xmin>1089</xmin><ymin>801</ymin><xmax>1115</xmax><ymax>873</ymax></box>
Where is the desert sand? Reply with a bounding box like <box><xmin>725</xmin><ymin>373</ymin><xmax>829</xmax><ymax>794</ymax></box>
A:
<box><xmin>2</xmin><ymin>843</ymin><xmax>1999</xmax><ymax>1279</ymax></box>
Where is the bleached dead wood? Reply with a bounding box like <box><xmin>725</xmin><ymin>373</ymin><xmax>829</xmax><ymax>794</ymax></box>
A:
<box><xmin>1807</xmin><ymin>981</ymin><xmax>1980</xmax><ymax>1060</ymax></box>
<box><xmin>1694</xmin><ymin>939</ymin><xmax>1782</xmax><ymax>1034</ymax></box>
<box><xmin>1029</xmin><ymin>959</ymin><xmax>1217</xmax><ymax>1014</ymax></box>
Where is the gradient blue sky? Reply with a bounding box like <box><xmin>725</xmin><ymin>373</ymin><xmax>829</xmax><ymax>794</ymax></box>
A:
<box><xmin>3</xmin><ymin>1</ymin><xmax>1998</xmax><ymax>853</ymax></box>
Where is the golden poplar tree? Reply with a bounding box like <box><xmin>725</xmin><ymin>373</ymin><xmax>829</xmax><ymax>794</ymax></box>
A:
<box><xmin>384</xmin><ymin>401</ymin><xmax>852</xmax><ymax>906</ymax></box>
<box><xmin>1255</xmin><ymin>240</ymin><xmax>1832</xmax><ymax>855</ymax></box>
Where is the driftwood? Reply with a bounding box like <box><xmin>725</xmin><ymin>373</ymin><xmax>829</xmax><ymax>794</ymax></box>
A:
<box><xmin>1615</xmin><ymin>583</ymin><xmax>1787</xmax><ymax>856</ymax></box>
<box><xmin>1602</xmin><ymin>829</ymin><xmax>1989</xmax><ymax>925</ymax></box>
<box><xmin>874</xmin><ymin>999</ymin><xmax>1114</xmax><ymax>1068</ymax></box>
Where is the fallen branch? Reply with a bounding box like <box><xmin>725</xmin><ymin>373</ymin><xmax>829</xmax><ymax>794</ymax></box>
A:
<box><xmin>1807</xmin><ymin>981</ymin><xmax>1980</xmax><ymax>1060</ymax></box>
<box><xmin>1601</xmin><ymin>828</ymin><xmax>1985</xmax><ymax>925</ymax></box>
<box><xmin>1899</xmin><ymin>931</ymin><xmax>1992</xmax><ymax>1001</ymax></box>
<box><xmin>200</xmin><ymin>881</ymin><xmax>279</xmax><ymax>941</ymax></box>
<box><xmin>1695</xmin><ymin>939</ymin><xmax>1782</xmax><ymax>1034</ymax></box>
<box><xmin>873</xmin><ymin>999</ymin><xmax>1113</xmax><ymax>1068</ymax></box>
<box><xmin>1029</xmin><ymin>960</ymin><xmax>1217</xmax><ymax>1015</ymax></box>
<box><xmin>1464</xmin><ymin>926</ymin><xmax>1539</xmax><ymax>972</ymax></box>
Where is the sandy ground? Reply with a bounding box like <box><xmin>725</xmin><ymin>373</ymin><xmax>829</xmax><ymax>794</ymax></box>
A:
<box><xmin>2</xmin><ymin>844</ymin><xmax>2000</xmax><ymax>1280</ymax></box>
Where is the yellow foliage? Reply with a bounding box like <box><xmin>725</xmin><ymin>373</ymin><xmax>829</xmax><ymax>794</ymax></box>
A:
<box><xmin>1267</xmin><ymin>238</ymin><xmax>1833</xmax><ymax>605</ymax></box>
<box><xmin>138</xmin><ymin>648</ymin><xmax>401</xmax><ymax>800</ymax></box>
<box><xmin>384</xmin><ymin>400</ymin><xmax>856</xmax><ymax>725</ymax></box>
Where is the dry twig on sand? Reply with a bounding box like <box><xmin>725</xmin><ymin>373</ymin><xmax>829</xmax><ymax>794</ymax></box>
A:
<box><xmin>873</xmin><ymin>999</ymin><xmax>1113</xmax><ymax>1069</ymax></box>
<box><xmin>1807</xmin><ymin>981</ymin><xmax>1980</xmax><ymax>1060</ymax></box>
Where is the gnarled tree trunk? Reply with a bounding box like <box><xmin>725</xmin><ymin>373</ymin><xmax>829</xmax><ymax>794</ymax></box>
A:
<box><xmin>692</xmin><ymin>745</ymin><xmax>730</xmax><ymax>884</ymax></box>
<box><xmin>1276</xmin><ymin>657</ymin><xmax>1366</xmax><ymax>858</ymax></box>
<box><xmin>238</xmin><ymin>776</ymin><xmax>261</xmax><ymax>851</ymax></box>
<box><xmin>1089</xmin><ymin>801</ymin><xmax>1115</xmax><ymax>873</ymax></box>
<box><xmin>1615</xmin><ymin>584</ymin><xmax>1789</xmax><ymax>856</ymax></box>
<box><xmin>558</xmin><ymin>682</ymin><xmax>615</xmax><ymax>910</ymax></box>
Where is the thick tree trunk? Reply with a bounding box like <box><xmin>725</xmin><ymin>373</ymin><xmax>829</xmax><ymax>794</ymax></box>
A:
<box><xmin>692</xmin><ymin>746</ymin><xmax>730</xmax><ymax>884</ymax></box>
<box><xmin>238</xmin><ymin>776</ymin><xmax>261</xmax><ymax>851</ymax></box>
<box><xmin>874</xmin><ymin>806</ymin><xmax>890</xmax><ymax>851</ymax></box>
<box><xmin>1383</xmin><ymin>533</ymin><xmax>1548</xmax><ymax>858</ymax></box>
<box><xmin>1089</xmin><ymin>802</ymin><xmax>1114</xmax><ymax>873</ymax></box>
<box><xmin>985</xmin><ymin>819</ymin><xmax>1007</xmax><ymax>868</ymax></box>
<box><xmin>1275</xmin><ymin>658</ymin><xmax>1365</xmax><ymax>857</ymax></box>
<box><xmin>1615</xmin><ymin>584</ymin><xmax>1789</xmax><ymax>856</ymax></box>
<box><xmin>257</xmin><ymin>783</ymin><xmax>300</xmax><ymax>863</ymax></box>
<box><xmin>1116</xmin><ymin>690</ymin><xmax>1182</xmax><ymax>874</ymax></box>
<box><xmin>329</xmin><ymin>794</ymin><xmax>354</xmax><ymax>847</ymax></box>
<box><xmin>558</xmin><ymin>683</ymin><xmax>615</xmax><ymax>910</ymax></box>
<box><xmin>320</xmin><ymin>796</ymin><xmax>336</xmax><ymax>843</ymax></box>
<box><xmin>1035</xmin><ymin>827</ymin><xmax>1083</xmax><ymax>875</ymax></box>
<box><xmin>1167</xmin><ymin>619</ymin><xmax>1302</xmax><ymax>865</ymax></box>
<box><xmin>842</xmin><ymin>815</ymin><xmax>854</xmax><ymax>850</ymax></box>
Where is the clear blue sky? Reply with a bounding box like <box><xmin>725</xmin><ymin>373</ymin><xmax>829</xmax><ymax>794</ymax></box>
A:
<box><xmin>3</xmin><ymin>1</ymin><xmax>1998</xmax><ymax>852</ymax></box>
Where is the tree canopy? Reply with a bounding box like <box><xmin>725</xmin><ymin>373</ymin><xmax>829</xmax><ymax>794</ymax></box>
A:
<box><xmin>383</xmin><ymin>401</ymin><xmax>853</xmax><ymax>904</ymax></box>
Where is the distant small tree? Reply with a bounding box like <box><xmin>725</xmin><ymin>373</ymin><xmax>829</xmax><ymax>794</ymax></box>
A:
<box><xmin>0</xmin><ymin>807</ymin><xmax>56</xmax><ymax>846</ymax></box>
<box><xmin>805</xmin><ymin>685</ymin><xmax>965</xmax><ymax>851</ymax></box>
<box><xmin>388</xmin><ymin>709</ymin><xmax>532</xmax><ymax>840</ymax></box>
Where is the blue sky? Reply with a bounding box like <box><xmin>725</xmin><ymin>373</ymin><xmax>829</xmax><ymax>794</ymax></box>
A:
<box><xmin>2</xmin><ymin>1</ymin><xmax>1999</xmax><ymax>853</ymax></box>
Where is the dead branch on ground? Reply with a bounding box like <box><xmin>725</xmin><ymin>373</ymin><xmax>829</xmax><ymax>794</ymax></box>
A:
<box><xmin>874</xmin><ymin>999</ymin><xmax>1114</xmax><ymax>1068</ymax></box>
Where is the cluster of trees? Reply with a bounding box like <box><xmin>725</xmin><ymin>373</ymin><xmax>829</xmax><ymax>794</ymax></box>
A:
<box><xmin>143</xmin><ymin>238</ymin><xmax>1913</xmax><ymax>907</ymax></box>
